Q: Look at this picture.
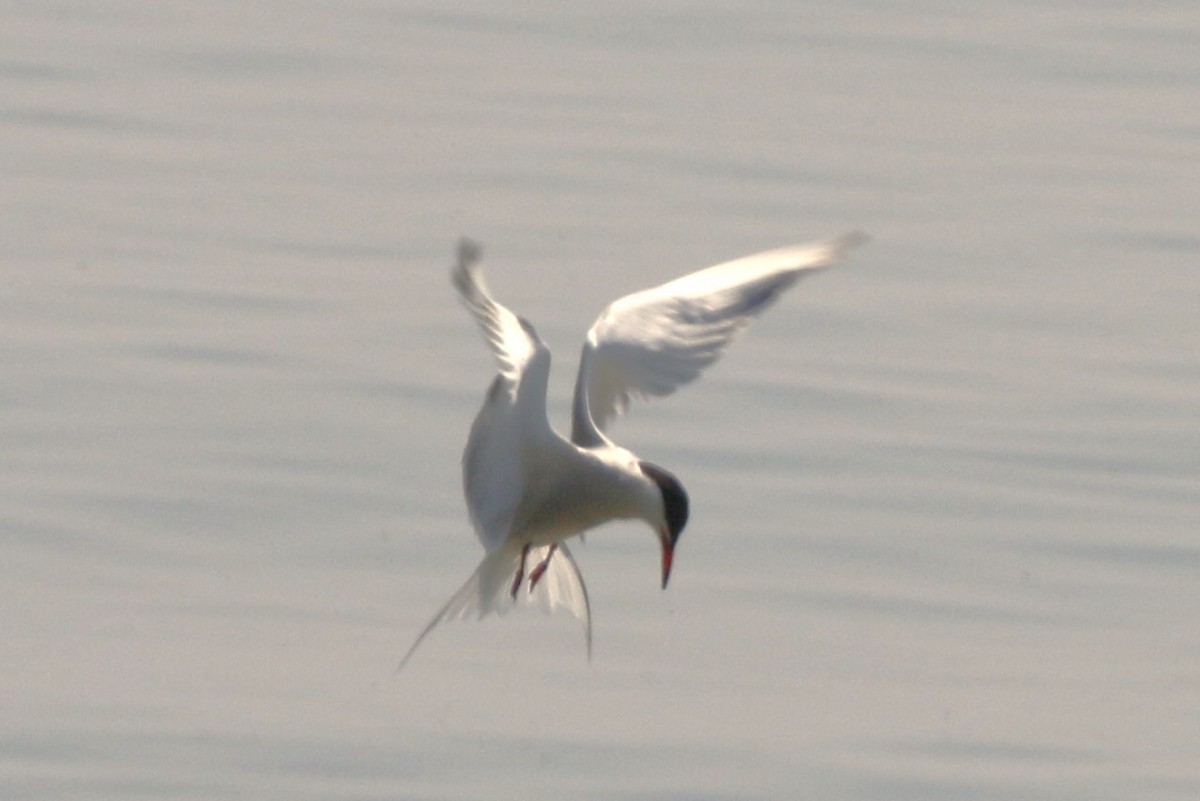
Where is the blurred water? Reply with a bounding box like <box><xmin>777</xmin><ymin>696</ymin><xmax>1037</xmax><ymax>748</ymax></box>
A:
<box><xmin>3</xmin><ymin>2</ymin><xmax>1198</xmax><ymax>799</ymax></box>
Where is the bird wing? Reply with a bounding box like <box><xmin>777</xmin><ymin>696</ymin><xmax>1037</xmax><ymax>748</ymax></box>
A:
<box><xmin>454</xmin><ymin>238</ymin><xmax>554</xmax><ymax>552</ymax></box>
<box><xmin>570</xmin><ymin>232</ymin><xmax>866</xmax><ymax>444</ymax></box>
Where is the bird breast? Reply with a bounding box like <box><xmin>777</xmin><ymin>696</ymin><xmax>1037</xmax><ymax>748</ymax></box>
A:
<box><xmin>511</xmin><ymin>446</ymin><xmax>651</xmax><ymax>546</ymax></box>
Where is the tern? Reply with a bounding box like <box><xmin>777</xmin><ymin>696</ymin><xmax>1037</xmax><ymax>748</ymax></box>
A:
<box><xmin>399</xmin><ymin>232</ymin><xmax>865</xmax><ymax>668</ymax></box>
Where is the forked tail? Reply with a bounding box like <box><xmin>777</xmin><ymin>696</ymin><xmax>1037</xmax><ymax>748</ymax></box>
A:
<box><xmin>396</xmin><ymin>541</ymin><xmax>591</xmax><ymax>671</ymax></box>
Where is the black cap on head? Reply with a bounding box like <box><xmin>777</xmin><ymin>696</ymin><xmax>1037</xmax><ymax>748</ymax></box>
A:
<box><xmin>638</xmin><ymin>461</ymin><xmax>689</xmax><ymax>544</ymax></box>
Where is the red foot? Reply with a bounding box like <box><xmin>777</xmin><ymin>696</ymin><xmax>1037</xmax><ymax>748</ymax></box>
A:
<box><xmin>510</xmin><ymin>543</ymin><xmax>530</xmax><ymax>599</ymax></box>
<box><xmin>527</xmin><ymin>544</ymin><xmax>558</xmax><ymax>591</ymax></box>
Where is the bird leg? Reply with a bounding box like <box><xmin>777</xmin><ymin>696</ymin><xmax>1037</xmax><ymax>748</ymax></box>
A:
<box><xmin>510</xmin><ymin>543</ymin><xmax>530</xmax><ymax>600</ymax></box>
<box><xmin>527</xmin><ymin>543</ymin><xmax>558</xmax><ymax>591</ymax></box>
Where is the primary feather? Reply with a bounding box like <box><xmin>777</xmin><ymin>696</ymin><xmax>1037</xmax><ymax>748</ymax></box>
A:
<box><xmin>571</xmin><ymin>232</ymin><xmax>866</xmax><ymax>444</ymax></box>
<box><xmin>399</xmin><ymin>232</ymin><xmax>864</xmax><ymax>669</ymax></box>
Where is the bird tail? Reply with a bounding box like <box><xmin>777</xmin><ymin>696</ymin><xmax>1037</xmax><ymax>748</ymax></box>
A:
<box><xmin>396</xmin><ymin>541</ymin><xmax>591</xmax><ymax>671</ymax></box>
<box><xmin>528</xmin><ymin>543</ymin><xmax>591</xmax><ymax>658</ymax></box>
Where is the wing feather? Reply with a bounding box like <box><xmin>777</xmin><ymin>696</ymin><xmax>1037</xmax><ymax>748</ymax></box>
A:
<box><xmin>571</xmin><ymin>232</ymin><xmax>865</xmax><ymax>444</ymax></box>
<box><xmin>452</xmin><ymin>238</ymin><xmax>539</xmax><ymax>390</ymax></box>
<box><xmin>453</xmin><ymin>238</ymin><xmax>552</xmax><ymax>551</ymax></box>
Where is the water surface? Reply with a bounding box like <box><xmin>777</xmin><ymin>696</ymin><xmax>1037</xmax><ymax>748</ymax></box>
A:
<box><xmin>3</xmin><ymin>2</ymin><xmax>1198</xmax><ymax>799</ymax></box>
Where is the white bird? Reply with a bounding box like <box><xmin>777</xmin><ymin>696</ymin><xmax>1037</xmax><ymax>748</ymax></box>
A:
<box><xmin>399</xmin><ymin>232</ymin><xmax>865</xmax><ymax>668</ymax></box>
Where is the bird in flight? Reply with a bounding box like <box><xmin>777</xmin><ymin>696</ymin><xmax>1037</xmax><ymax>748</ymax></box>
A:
<box><xmin>399</xmin><ymin>232</ymin><xmax>865</xmax><ymax>667</ymax></box>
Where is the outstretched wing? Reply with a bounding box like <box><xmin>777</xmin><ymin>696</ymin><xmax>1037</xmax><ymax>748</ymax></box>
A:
<box><xmin>571</xmin><ymin>232</ymin><xmax>866</xmax><ymax>444</ymax></box>
<box><xmin>453</xmin><ymin>238</ymin><xmax>553</xmax><ymax>551</ymax></box>
<box><xmin>452</xmin><ymin>238</ymin><xmax>541</xmax><ymax>392</ymax></box>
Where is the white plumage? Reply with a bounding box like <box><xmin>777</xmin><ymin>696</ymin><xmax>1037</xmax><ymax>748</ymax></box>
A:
<box><xmin>399</xmin><ymin>232</ymin><xmax>865</xmax><ymax>668</ymax></box>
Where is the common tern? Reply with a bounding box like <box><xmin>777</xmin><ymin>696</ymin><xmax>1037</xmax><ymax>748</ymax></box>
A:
<box><xmin>399</xmin><ymin>232</ymin><xmax>865</xmax><ymax>667</ymax></box>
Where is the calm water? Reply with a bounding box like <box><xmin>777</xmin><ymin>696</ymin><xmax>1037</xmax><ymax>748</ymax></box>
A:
<box><xmin>3</xmin><ymin>2</ymin><xmax>1198</xmax><ymax>799</ymax></box>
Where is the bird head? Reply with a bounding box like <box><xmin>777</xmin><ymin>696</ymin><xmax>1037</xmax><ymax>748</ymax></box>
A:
<box><xmin>638</xmin><ymin>461</ymin><xmax>690</xmax><ymax>589</ymax></box>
